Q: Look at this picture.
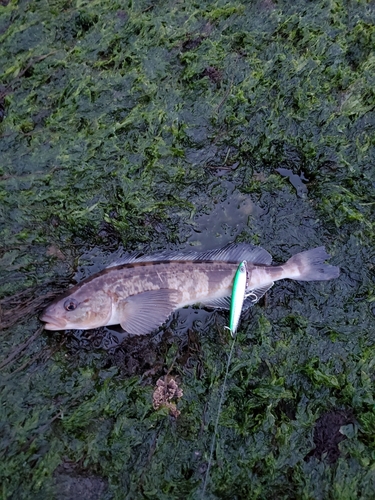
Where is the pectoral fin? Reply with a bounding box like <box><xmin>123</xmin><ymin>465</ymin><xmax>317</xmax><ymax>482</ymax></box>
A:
<box><xmin>119</xmin><ymin>289</ymin><xmax>182</xmax><ymax>335</ymax></box>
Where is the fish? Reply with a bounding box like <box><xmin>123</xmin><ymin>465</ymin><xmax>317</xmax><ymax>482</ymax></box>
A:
<box><xmin>40</xmin><ymin>243</ymin><xmax>340</xmax><ymax>335</ymax></box>
<box><xmin>227</xmin><ymin>261</ymin><xmax>248</xmax><ymax>337</ymax></box>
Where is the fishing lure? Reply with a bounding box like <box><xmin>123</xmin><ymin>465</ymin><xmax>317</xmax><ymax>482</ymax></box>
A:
<box><xmin>227</xmin><ymin>260</ymin><xmax>248</xmax><ymax>337</ymax></box>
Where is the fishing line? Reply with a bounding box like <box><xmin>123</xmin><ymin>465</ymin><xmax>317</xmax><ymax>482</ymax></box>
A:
<box><xmin>201</xmin><ymin>334</ymin><xmax>237</xmax><ymax>499</ymax></box>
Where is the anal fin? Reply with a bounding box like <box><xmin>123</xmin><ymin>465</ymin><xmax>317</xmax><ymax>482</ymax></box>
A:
<box><xmin>200</xmin><ymin>296</ymin><xmax>232</xmax><ymax>310</ymax></box>
<box><xmin>244</xmin><ymin>282</ymin><xmax>274</xmax><ymax>306</ymax></box>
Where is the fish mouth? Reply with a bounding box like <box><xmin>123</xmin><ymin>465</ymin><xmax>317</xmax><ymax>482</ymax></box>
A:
<box><xmin>40</xmin><ymin>313</ymin><xmax>67</xmax><ymax>331</ymax></box>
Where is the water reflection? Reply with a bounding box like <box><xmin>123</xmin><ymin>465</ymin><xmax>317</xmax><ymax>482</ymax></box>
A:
<box><xmin>187</xmin><ymin>181</ymin><xmax>260</xmax><ymax>249</ymax></box>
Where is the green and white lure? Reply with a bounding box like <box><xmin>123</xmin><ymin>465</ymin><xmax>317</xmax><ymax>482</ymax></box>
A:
<box><xmin>227</xmin><ymin>260</ymin><xmax>248</xmax><ymax>337</ymax></box>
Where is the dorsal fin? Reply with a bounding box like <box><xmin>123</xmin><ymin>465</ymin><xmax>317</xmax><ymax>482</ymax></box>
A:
<box><xmin>107</xmin><ymin>243</ymin><xmax>272</xmax><ymax>267</ymax></box>
<box><xmin>107</xmin><ymin>252</ymin><xmax>144</xmax><ymax>268</ymax></box>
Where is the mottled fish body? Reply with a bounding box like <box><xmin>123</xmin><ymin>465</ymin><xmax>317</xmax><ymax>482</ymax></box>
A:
<box><xmin>41</xmin><ymin>243</ymin><xmax>340</xmax><ymax>335</ymax></box>
<box><xmin>227</xmin><ymin>261</ymin><xmax>248</xmax><ymax>337</ymax></box>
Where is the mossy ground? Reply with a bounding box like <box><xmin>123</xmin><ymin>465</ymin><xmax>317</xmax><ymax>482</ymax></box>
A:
<box><xmin>1</xmin><ymin>0</ymin><xmax>375</xmax><ymax>498</ymax></box>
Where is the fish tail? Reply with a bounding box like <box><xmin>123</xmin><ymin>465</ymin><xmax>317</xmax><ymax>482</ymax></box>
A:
<box><xmin>285</xmin><ymin>246</ymin><xmax>340</xmax><ymax>281</ymax></box>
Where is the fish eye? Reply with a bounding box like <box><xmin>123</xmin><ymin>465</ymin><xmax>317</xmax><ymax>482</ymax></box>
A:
<box><xmin>64</xmin><ymin>298</ymin><xmax>78</xmax><ymax>311</ymax></box>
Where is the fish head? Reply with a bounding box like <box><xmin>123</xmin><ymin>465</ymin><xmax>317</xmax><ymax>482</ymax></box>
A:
<box><xmin>40</xmin><ymin>286</ymin><xmax>112</xmax><ymax>331</ymax></box>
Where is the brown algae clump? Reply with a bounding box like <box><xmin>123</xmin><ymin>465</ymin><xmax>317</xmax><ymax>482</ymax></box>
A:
<box><xmin>152</xmin><ymin>376</ymin><xmax>183</xmax><ymax>417</ymax></box>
